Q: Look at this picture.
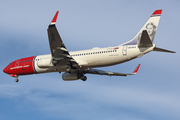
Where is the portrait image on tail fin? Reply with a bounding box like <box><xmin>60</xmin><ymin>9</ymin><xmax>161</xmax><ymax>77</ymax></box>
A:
<box><xmin>137</xmin><ymin>22</ymin><xmax>157</xmax><ymax>43</ymax></box>
<box><xmin>124</xmin><ymin>10</ymin><xmax>162</xmax><ymax>46</ymax></box>
<box><xmin>146</xmin><ymin>22</ymin><xmax>157</xmax><ymax>41</ymax></box>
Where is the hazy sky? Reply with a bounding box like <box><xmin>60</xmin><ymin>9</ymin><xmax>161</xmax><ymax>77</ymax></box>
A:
<box><xmin>0</xmin><ymin>0</ymin><xmax>179</xmax><ymax>120</ymax></box>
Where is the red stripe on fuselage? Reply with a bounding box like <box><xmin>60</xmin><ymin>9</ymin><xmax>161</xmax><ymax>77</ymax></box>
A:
<box><xmin>5</xmin><ymin>56</ymin><xmax>36</xmax><ymax>75</ymax></box>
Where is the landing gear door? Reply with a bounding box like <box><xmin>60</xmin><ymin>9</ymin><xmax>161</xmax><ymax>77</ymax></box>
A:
<box><xmin>122</xmin><ymin>46</ymin><xmax>127</xmax><ymax>56</ymax></box>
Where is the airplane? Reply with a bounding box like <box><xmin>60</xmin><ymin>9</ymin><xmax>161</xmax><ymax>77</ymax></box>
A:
<box><xmin>3</xmin><ymin>9</ymin><xmax>175</xmax><ymax>82</ymax></box>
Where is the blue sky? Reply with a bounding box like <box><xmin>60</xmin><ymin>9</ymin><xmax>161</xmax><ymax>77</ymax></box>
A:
<box><xmin>0</xmin><ymin>0</ymin><xmax>179</xmax><ymax>120</ymax></box>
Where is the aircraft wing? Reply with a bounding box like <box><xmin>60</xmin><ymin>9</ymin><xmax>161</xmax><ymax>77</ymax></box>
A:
<box><xmin>86</xmin><ymin>64</ymin><xmax>141</xmax><ymax>76</ymax></box>
<box><xmin>47</xmin><ymin>11</ymin><xmax>80</xmax><ymax>68</ymax></box>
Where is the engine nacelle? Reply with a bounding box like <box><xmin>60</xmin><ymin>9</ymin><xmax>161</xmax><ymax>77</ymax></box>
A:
<box><xmin>62</xmin><ymin>73</ymin><xmax>81</xmax><ymax>81</ymax></box>
<box><xmin>37</xmin><ymin>59</ymin><xmax>54</xmax><ymax>68</ymax></box>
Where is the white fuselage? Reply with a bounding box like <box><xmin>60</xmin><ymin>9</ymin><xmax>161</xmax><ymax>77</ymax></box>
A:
<box><xmin>34</xmin><ymin>44</ymin><xmax>155</xmax><ymax>74</ymax></box>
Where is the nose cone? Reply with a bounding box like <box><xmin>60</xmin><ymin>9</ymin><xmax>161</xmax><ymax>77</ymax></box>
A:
<box><xmin>3</xmin><ymin>66</ymin><xmax>9</xmax><ymax>74</ymax></box>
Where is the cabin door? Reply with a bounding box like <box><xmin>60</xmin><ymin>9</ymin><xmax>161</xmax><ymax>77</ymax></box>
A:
<box><xmin>15</xmin><ymin>59</ymin><xmax>20</xmax><ymax>66</ymax></box>
<box><xmin>122</xmin><ymin>46</ymin><xmax>127</xmax><ymax>56</ymax></box>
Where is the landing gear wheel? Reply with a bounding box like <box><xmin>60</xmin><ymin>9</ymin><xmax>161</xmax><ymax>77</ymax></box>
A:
<box><xmin>15</xmin><ymin>79</ymin><xmax>19</xmax><ymax>82</ymax></box>
<box><xmin>81</xmin><ymin>76</ymin><xmax>87</xmax><ymax>81</ymax></box>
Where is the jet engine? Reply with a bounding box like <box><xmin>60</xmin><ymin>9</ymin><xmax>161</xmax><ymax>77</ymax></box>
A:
<box><xmin>62</xmin><ymin>72</ymin><xmax>81</xmax><ymax>81</ymax></box>
<box><xmin>62</xmin><ymin>72</ymin><xmax>87</xmax><ymax>81</ymax></box>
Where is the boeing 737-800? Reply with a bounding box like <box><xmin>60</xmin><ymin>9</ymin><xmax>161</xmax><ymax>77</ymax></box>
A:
<box><xmin>3</xmin><ymin>10</ymin><xmax>175</xmax><ymax>82</ymax></box>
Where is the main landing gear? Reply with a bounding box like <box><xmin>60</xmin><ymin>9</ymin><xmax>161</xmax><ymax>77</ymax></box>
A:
<box><xmin>80</xmin><ymin>75</ymin><xmax>87</xmax><ymax>81</ymax></box>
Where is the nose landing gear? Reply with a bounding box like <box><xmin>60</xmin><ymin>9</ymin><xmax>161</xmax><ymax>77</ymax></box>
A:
<box><xmin>14</xmin><ymin>76</ymin><xmax>19</xmax><ymax>82</ymax></box>
<box><xmin>15</xmin><ymin>78</ymin><xmax>19</xmax><ymax>82</ymax></box>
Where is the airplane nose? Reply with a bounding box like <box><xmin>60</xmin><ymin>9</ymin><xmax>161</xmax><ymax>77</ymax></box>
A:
<box><xmin>3</xmin><ymin>66</ymin><xmax>9</xmax><ymax>74</ymax></box>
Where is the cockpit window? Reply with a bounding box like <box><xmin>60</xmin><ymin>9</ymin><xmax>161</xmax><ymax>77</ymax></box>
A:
<box><xmin>8</xmin><ymin>63</ymin><xmax>12</xmax><ymax>65</ymax></box>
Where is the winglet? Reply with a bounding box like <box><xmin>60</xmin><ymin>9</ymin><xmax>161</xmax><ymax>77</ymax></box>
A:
<box><xmin>133</xmin><ymin>64</ymin><xmax>141</xmax><ymax>74</ymax></box>
<box><xmin>50</xmin><ymin>11</ymin><xmax>59</xmax><ymax>25</ymax></box>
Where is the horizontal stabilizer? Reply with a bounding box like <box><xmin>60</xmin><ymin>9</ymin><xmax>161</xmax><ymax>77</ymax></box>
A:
<box><xmin>153</xmin><ymin>47</ymin><xmax>176</xmax><ymax>53</ymax></box>
<box><xmin>138</xmin><ymin>30</ymin><xmax>153</xmax><ymax>47</ymax></box>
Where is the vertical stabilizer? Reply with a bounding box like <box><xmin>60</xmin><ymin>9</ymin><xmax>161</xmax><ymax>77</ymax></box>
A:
<box><xmin>123</xmin><ymin>10</ymin><xmax>162</xmax><ymax>46</ymax></box>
